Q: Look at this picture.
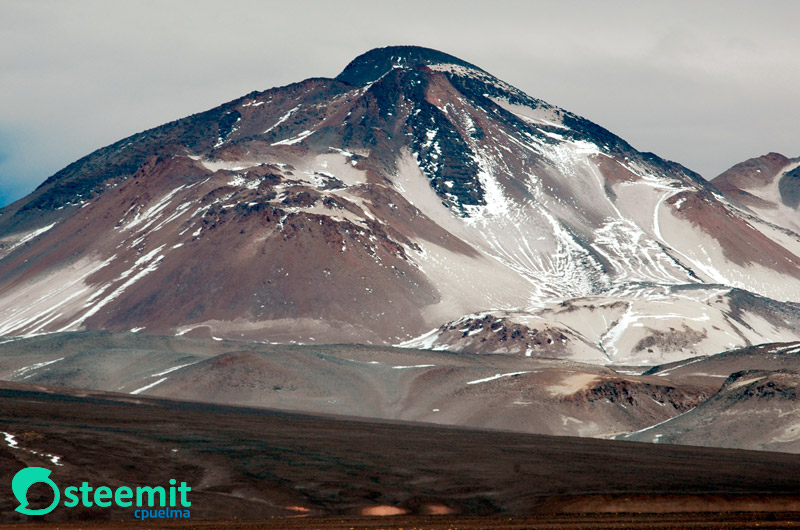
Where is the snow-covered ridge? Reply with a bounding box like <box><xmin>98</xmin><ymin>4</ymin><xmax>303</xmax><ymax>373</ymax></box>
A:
<box><xmin>398</xmin><ymin>286</ymin><xmax>800</xmax><ymax>366</ymax></box>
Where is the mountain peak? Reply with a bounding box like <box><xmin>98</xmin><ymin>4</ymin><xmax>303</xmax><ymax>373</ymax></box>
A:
<box><xmin>4</xmin><ymin>46</ymin><xmax>800</xmax><ymax>358</ymax></box>
<box><xmin>335</xmin><ymin>45</ymin><xmax>484</xmax><ymax>86</ymax></box>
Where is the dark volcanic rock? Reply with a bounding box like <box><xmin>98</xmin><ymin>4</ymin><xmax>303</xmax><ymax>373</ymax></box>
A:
<box><xmin>336</xmin><ymin>45</ymin><xmax>485</xmax><ymax>86</ymax></box>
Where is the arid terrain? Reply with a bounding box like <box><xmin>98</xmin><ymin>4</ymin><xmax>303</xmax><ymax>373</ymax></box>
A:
<box><xmin>1</xmin><ymin>381</ymin><xmax>800</xmax><ymax>528</ymax></box>
<box><xmin>1</xmin><ymin>332</ymin><xmax>798</xmax><ymax>452</ymax></box>
<box><xmin>2</xmin><ymin>45</ymin><xmax>800</xmax><ymax>528</ymax></box>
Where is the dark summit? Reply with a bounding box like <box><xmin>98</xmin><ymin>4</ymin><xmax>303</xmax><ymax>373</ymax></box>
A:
<box><xmin>335</xmin><ymin>45</ymin><xmax>485</xmax><ymax>86</ymax></box>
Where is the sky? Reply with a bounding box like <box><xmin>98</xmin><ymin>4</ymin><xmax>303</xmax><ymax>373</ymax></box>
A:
<box><xmin>1</xmin><ymin>0</ymin><xmax>798</xmax><ymax>207</ymax></box>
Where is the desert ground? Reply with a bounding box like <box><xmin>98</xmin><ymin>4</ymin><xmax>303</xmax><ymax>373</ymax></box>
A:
<box><xmin>1</xmin><ymin>381</ymin><xmax>800</xmax><ymax>529</ymax></box>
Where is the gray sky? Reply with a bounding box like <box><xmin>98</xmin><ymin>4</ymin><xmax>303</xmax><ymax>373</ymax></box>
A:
<box><xmin>1</xmin><ymin>0</ymin><xmax>798</xmax><ymax>206</ymax></box>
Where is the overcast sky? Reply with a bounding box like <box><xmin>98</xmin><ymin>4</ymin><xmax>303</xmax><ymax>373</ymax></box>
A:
<box><xmin>1</xmin><ymin>0</ymin><xmax>798</xmax><ymax>207</ymax></box>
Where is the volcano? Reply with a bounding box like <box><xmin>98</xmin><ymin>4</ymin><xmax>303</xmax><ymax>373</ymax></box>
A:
<box><xmin>2</xmin><ymin>45</ymin><xmax>800</xmax><ymax>368</ymax></box>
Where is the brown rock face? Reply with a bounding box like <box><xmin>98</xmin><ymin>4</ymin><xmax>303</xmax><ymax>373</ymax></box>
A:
<box><xmin>713</xmin><ymin>152</ymin><xmax>790</xmax><ymax>189</ymax></box>
<box><xmin>567</xmin><ymin>377</ymin><xmax>708</xmax><ymax>412</ymax></box>
<box><xmin>711</xmin><ymin>152</ymin><xmax>800</xmax><ymax>210</ymax></box>
<box><xmin>1</xmin><ymin>46</ymin><xmax>800</xmax><ymax>348</ymax></box>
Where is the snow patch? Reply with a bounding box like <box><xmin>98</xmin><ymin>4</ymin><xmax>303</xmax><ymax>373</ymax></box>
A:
<box><xmin>264</xmin><ymin>105</ymin><xmax>301</xmax><ymax>134</ymax></box>
<box><xmin>272</xmin><ymin>129</ymin><xmax>315</xmax><ymax>146</ymax></box>
<box><xmin>467</xmin><ymin>371</ymin><xmax>532</xmax><ymax>385</ymax></box>
<box><xmin>130</xmin><ymin>377</ymin><xmax>168</xmax><ymax>395</ymax></box>
<box><xmin>151</xmin><ymin>362</ymin><xmax>198</xmax><ymax>377</ymax></box>
<box><xmin>13</xmin><ymin>357</ymin><xmax>65</xmax><ymax>379</ymax></box>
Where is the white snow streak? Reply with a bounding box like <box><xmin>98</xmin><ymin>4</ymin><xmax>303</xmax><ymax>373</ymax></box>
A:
<box><xmin>151</xmin><ymin>362</ymin><xmax>197</xmax><ymax>377</ymax></box>
<box><xmin>13</xmin><ymin>357</ymin><xmax>65</xmax><ymax>379</ymax></box>
<box><xmin>467</xmin><ymin>371</ymin><xmax>531</xmax><ymax>385</ymax></box>
<box><xmin>271</xmin><ymin>129</ymin><xmax>315</xmax><ymax>146</ymax></box>
<box><xmin>264</xmin><ymin>105</ymin><xmax>300</xmax><ymax>134</ymax></box>
<box><xmin>130</xmin><ymin>377</ymin><xmax>168</xmax><ymax>395</ymax></box>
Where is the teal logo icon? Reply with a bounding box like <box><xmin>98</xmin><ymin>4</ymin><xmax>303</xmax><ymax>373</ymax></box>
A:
<box><xmin>10</xmin><ymin>466</ymin><xmax>191</xmax><ymax>519</ymax></box>
<box><xmin>12</xmin><ymin>467</ymin><xmax>60</xmax><ymax>515</ymax></box>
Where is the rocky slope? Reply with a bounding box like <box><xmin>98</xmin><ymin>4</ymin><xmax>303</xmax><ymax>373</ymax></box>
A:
<box><xmin>5</xmin><ymin>331</ymin><xmax>800</xmax><ymax>452</ymax></box>
<box><xmin>712</xmin><ymin>152</ymin><xmax>800</xmax><ymax>232</ymax></box>
<box><xmin>2</xmin><ymin>46</ymin><xmax>800</xmax><ymax>366</ymax></box>
<box><xmin>0</xmin><ymin>331</ymin><xmax>714</xmax><ymax>440</ymax></box>
<box><xmin>622</xmin><ymin>342</ymin><xmax>800</xmax><ymax>452</ymax></box>
<box><xmin>4</xmin><ymin>381</ymin><xmax>800</xmax><ymax>522</ymax></box>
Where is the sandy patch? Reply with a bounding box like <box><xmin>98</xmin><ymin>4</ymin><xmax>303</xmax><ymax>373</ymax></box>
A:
<box><xmin>423</xmin><ymin>503</ymin><xmax>454</xmax><ymax>515</ymax></box>
<box><xmin>547</xmin><ymin>373</ymin><xmax>600</xmax><ymax>396</ymax></box>
<box><xmin>361</xmin><ymin>505</ymin><xmax>409</xmax><ymax>516</ymax></box>
<box><xmin>727</xmin><ymin>376</ymin><xmax>766</xmax><ymax>391</ymax></box>
<box><xmin>284</xmin><ymin>505</ymin><xmax>311</xmax><ymax>518</ymax></box>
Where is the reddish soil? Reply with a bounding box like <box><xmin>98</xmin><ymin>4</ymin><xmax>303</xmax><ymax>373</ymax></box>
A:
<box><xmin>667</xmin><ymin>189</ymin><xmax>800</xmax><ymax>278</ymax></box>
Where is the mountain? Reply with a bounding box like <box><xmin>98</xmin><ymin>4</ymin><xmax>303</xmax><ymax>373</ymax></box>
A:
<box><xmin>711</xmin><ymin>152</ymin><xmax>800</xmax><ymax>235</ymax></box>
<box><xmin>1</xmin><ymin>45</ymin><xmax>800</xmax><ymax>367</ymax></box>
<box><xmin>623</xmin><ymin>341</ymin><xmax>800</xmax><ymax>452</ymax></box>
